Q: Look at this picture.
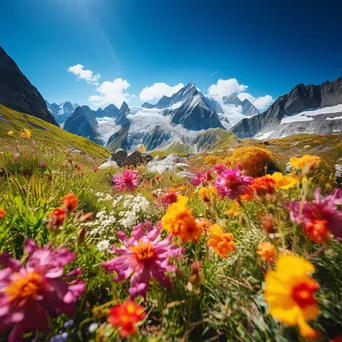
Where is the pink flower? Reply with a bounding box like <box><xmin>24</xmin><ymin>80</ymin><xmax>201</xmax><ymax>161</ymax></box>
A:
<box><xmin>112</xmin><ymin>170</ymin><xmax>140</xmax><ymax>192</ymax></box>
<box><xmin>213</xmin><ymin>164</ymin><xmax>227</xmax><ymax>174</ymax></box>
<box><xmin>92</xmin><ymin>166</ymin><xmax>99</xmax><ymax>173</ymax></box>
<box><xmin>190</xmin><ymin>170</ymin><xmax>212</xmax><ymax>186</ymax></box>
<box><xmin>0</xmin><ymin>239</ymin><xmax>85</xmax><ymax>342</ymax></box>
<box><xmin>13</xmin><ymin>153</ymin><xmax>20</xmax><ymax>159</ymax></box>
<box><xmin>214</xmin><ymin>168</ymin><xmax>253</xmax><ymax>200</ymax></box>
<box><xmin>40</xmin><ymin>162</ymin><xmax>47</xmax><ymax>167</ymax></box>
<box><xmin>286</xmin><ymin>188</ymin><xmax>342</xmax><ymax>241</ymax></box>
<box><xmin>156</xmin><ymin>188</ymin><xmax>178</xmax><ymax>209</ymax></box>
<box><xmin>102</xmin><ymin>222</ymin><xmax>183</xmax><ymax>298</ymax></box>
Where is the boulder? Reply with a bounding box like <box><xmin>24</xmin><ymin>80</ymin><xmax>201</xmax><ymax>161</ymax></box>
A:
<box><xmin>98</xmin><ymin>160</ymin><xmax>118</xmax><ymax>169</ymax></box>
<box><xmin>121</xmin><ymin>151</ymin><xmax>153</xmax><ymax>167</ymax></box>
<box><xmin>147</xmin><ymin>154</ymin><xmax>188</xmax><ymax>174</ymax></box>
<box><xmin>111</xmin><ymin>149</ymin><xmax>127</xmax><ymax>166</ymax></box>
<box><xmin>335</xmin><ymin>164</ymin><xmax>342</xmax><ymax>185</ymax></box>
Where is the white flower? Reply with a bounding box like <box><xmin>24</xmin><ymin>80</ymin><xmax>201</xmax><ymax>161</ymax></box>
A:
<box><xmin>97</xmin><ymin>240</ymin><xmax>110</xmax><ymax>252</ymax></box>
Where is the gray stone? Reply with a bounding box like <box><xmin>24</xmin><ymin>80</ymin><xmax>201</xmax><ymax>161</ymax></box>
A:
<box><xmin>111</xmin><ymin>149</ymin><xmax>127</xmax><ymax>166</ymax></box>
<box><xmin>335</xmin><ymin>164</ymin><xmax>342</xmax><ymax>184</ymax></box>
<box><xmin>98</xmin><ymin>160</ymin><xmax>118</xmax><ymax>169</ymax></box>
<box><xmin>147</xmin><ymin>154</ymin><xmax>188</xmax><ymax>174</ymax></box>
<box><xmin>121</xmin><ymin>151</ymin><xmax>153</xmax><ymax>167</ymax></box>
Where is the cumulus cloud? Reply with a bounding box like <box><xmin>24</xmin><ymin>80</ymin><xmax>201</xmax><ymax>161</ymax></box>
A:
<box><xmin>140</xmin><ymin>82</ymin><xmax>184</xmax><ymax>102</ymax></box>
<box><xmin>208</xmin><ymin>78</ymin><xmax>248</xmax><ymax>100</ymax></box>
<box><xmin>68</xmin><ymin>64</ymin><xmax>101</xmax><ymax>84</ymax></box>
<box><xmin>237</xmin><ymin>93</ymin><xmax>273</xmax><ymax>111</ymax></box>
<box><xmin>89</xmin><ymin>78</ymin><xmax>133</xmax><ymax>107</ymax></box>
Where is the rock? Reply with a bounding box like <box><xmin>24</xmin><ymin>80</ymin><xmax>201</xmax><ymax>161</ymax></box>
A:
<box><xmin>285</xmin><ymin>162</ymin><xmax>293</xmax><ymax>173</ymax></box>
<box><xmin>121</xmin><ymin>151</ymin><xmax>153</xmax><ymax>167</ymax></box>
<box><xmin>147</xmin><ymin>154</ymin><xmax>188</xmax><ymax>174</ymax></box>
<box><xmin>177</xmin><ymin>170</ymin><xmax>196</xmax><ymax>179</ymax></box>
<box><xmin>98</xmin><ymin>160</ymin><xmax>118</xmax><ymax>169</ymax></box>
<box><xmin>111</xmin><ymin>149</ymin><xmax>127</xmax><ymax>166</ymax></box>
<box><xmin>335</xmin><ymin>164</ymin><xmax>342</xmax><ymax>184</ymax></box>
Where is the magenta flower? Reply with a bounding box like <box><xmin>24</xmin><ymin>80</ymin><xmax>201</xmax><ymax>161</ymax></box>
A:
<box><xmin>92</xmin><ymin>166</ymin><xmax>99</xmax><ymax>173</ymax></box>
<box><xmin>102</xmin><ymin>221</ymin><xmax>183</xmax><ymax>298</ymax></box>
<box><xmin>286</xmin><ymin>188</ymin><xmax>342</xmax><ymax>241</ymax></box>
<box><xmin>40</xmin><ymin>162</ymin><xmax>47</xmax><ymax>167</ymax></box>
<box><xmin>213</xmin><ymin>164</ymin><xmax>227</xmax><ymax>174</ymax></box>
<box><xmin>0</xmin><ymin>239</ymin><xmax>85</xmax><ymax>342</ymax></box>
<box><xmin>13</xmin><ymin>153</ymin><xmax>20</xmax><ymax>159</ymax></box>
<box><xmin>190</xmin><ymin>170</ymin><xmax>212</xmax><ymax>186</ymax></box>
<box><xmin>112</xmin><ymin>169</ymin><xmax>140</xmax><ymax>192</ymax></box>
<box><xmin>214</xmin><ymin>168</ymin><xmax>253</xmax><ymax>200</ymax></box>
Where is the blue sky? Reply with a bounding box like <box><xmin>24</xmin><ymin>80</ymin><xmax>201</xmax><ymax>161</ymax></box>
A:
<box><xmin>1</xmin><ymin>0</ymin><xmax>342</xmax><ymax>110</ymax></box>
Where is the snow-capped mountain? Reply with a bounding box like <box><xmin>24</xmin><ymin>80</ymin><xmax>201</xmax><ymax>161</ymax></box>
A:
<box><xmin>223</xmin><ymin>94</ymin><xmax>259</xmax><ymax>116</ymax></box>
<box><xmin>46</xmin><ymin>101</ymin><xmax>79</xmax><ymax>125</ymax></box>
<box><xmin>232</xmin><ymin>76</ymin><xmax>342</xmax><ymax>139</ymax></box>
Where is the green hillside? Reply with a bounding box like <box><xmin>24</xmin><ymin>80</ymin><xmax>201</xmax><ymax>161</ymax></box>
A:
<box><xmin>0</xmin><ymin>104</ymin><xmax>110</xmax><ymax>163</ymax></box>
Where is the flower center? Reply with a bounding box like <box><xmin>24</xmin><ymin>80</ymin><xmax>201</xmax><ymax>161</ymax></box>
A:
<box><xmin>292</xmin><ymin>281</ymin><xmax>319</xmax><ymax>308</ymax></box>
<box><xmin>130</xmin><ymin>241</ymin><xmax>155</xmax><ymax>261</ymax></box>
<box><xmin>5</xmin><ymin>272</ymin><xmax>43</xmax><ymax>306</ymax></box>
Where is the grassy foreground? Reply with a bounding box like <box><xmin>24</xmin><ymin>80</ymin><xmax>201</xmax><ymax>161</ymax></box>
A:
<box><xmin>0</xmin><ymin>118</ymin><xmax>341</xmax><ymax>341</ymax></box>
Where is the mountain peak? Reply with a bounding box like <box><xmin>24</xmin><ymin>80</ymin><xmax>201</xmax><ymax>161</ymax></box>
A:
<box><xmin>120</xmin><ymin>101</ymin><xmax>130</xmax><ymax>113</ymax></box>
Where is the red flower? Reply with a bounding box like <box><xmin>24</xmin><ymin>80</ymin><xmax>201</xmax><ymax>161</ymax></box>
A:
<box><xmin>250</xmin><ymin>176</ymin><xmax>277</xmax><ymax>202</ymax></box>
<box><xmin>47</xmin><ymin>207</ymin><xmax>67</xmax><ymax>231</ymax></box>
<box><xmin>0</xmin><ymin>208</ymin><xmax>6</xmax><ymax>218</ymax></box>
<box><xmin>60</xmin><ymin>193</ymin><xmax>78</xmax><ymax>212</ymax></box>
<box><xmin>108</xmin><ymin>300</ymin><xmax>145</xmax><ymax>337</ymax></box>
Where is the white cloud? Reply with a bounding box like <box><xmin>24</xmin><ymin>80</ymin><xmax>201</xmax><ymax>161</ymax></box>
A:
<box><xmin>237</xmin><ymin>93</ymin><xmax>273</xmax><ymax>111</ymax></box>
<box><xmin>68</xmin><ymin>64</ymin><xmax>101</xmax><ymax>84</ymax></box>
<box><xmin>140</xmin><ymin>82</ymin><xmax>184</xmax><ymax>102</ymax></box>
<box><xmin>208</xmin><ymin>78</ymin><xmax>248</xmax><ymax>100</ymax></box>
<box><xmin>89</xmin><ymin>78</ymin><xmax>133</xmax><ymax>107</ymax></box>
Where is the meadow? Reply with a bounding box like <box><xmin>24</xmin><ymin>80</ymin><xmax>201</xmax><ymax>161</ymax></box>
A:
<box><xmin>0</xmin><ymin>119</ymin><xmax>342</xmax><ymax>341</ymax></box>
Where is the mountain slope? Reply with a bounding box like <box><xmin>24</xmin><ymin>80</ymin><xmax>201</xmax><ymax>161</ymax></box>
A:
<box><xmin>46</xmin><ymin>101</ymin><xmax>79</xmax><ymax>124</ymax></box>
<box><xmin>95</xmin><ymin>104</ymin><xmax>120</xmax><ymax>118</ymax></box>
<box><xmin>232</xmin><ymin>77</ymin><xmax>342</xmax><ymax>138</ymax></box>
<box><xmin>0</xmin><ymin>46</ymin><xmax>57</xmax><ymax>125</ymax></box>
<box><xmin>64</xmin><ymin>106</ymin><xmax>103</xmax><ymax>145</ymax></box>
<box><xmin>0</xmin><ymin>104</ymin><xmax>109</xmax><ymax>160</ymax></box>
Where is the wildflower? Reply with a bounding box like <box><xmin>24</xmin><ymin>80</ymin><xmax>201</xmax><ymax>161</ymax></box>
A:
<box><xmin>198</xmin><ymin>218</ymin><xmax>214</xmax><ymax>232</ymax></box>
<box><xmin>250</xmin><ymin>176</ymin><xmax>277</xmax><ymax>202</ymax></box>
<box><xmin>0</xmin><ymin>239</ymin><xmax>85</xmax><ymax>342</ymax></box>
<box><xmin>60</xmin><ymin>193</ymin><xmax>78</xmax><ymax>212</ymax></box>
<box><xmin>13</xmin><ymin>153</ymin><xmax>20</xmax><ymax>159</ymax></box>
<box><xmin>213</xmin><ymin>163</ymin><xmax>227</xmax><ymax>174</ymax></box>
<box><xmin>290</xmin><ymin>155</ymin><xmax>321</xmax><ymax>175</ymax></box>
<box><xmin>258</xmin><ymin>211</ymin><xmax>275</xmax><ymax>234</ymax></box>
<box><xmin>92</xmin><ymin>166</ymin><xmax>98</xmax><ymax>173</ymax></box>
<box><xmin>241</xmin><ymin>187</ymin><xmax>253</xmax><ymax>201</ymax></box>
<box><xmin>188</xmin><ymin>261</ymin><xmax>203</xmax><ymax>286</ymax></box>
<box><xmin>264</xmin><ymin>255</ymin><xmax>320</xmax><ymax>339</ymax></box>
<box><xmin>257</xmin><ymin>242</ymin><xmax>276</xmax><ymax>264</ymax></box>
<box><xmin>214</xmin><ymin>168</ymin><xmax>252</xmax><ymax>200</ymax></box>
<box><xmin>286</xmin><ymin>188</ymin><xmax>342</xmax><ymax>242</ymax></box>
<box><xmin>7</xmin><ymin>131</ymin><xmax>14</xmax><ymax>135</ymax></box>
<box><xmin>139</xmin><ymin>144</ymin><xmax>147</xmax><ymax>153</ymax></box>
<box><xmin>113</xmin><ymin>169</ymin><xmax>140</xmax><ymax>192</ymax></box>
<box><xmin>97</xmin><ymin>240</ymin><xmax>110</xmax><ymax>252</ymax></box>
<box><xmin>190</xmin><ymin>170</ymin><xmax>212</xmax><ymax>186</ymax></box>
<box><xmin>20</xmin><ymin>128</ymin><xmax>32</xmax><ymax>139</ymax></box>
<box><xmin>47</xmin><ymin>207</ymin><xmax>67</xmax><ymax>231</ymax></box>
<box><xmin>161</xmin><ymin>195</ymin><xmax>202</xmax><ymax>243</ymax></box>
<box><xmin>207</xmin><ymin>224</ymin><xmax>236</xmax><ymax>258</ymax></box>
<box><xmin>303</xmin><ymin>220</ymin><xmax>329</xmax><ymax>243</ymax></box>
<box><xmin>102</xmin><ymin>222</ymin><xmax>183</xmax><ymax>298</ymax></box>
<box><xmin>157</xmin><ymin>187</ymin><xmax>178</xmax><ymax>208</ymax></box>
<box><xmin>198</xmin><ymin>186</ymin><xmax>217</xmax><ymax>204</ymax></box>
<box><xmin>226</xmin><ymin>201</ymin><xmax>241</xmax><ymax>218</ymax></box>
<box><xmin>0</xmin><ymin>208</ymin><xmax>6</xmax><ymax>218</ymax></box>
<box><xmin>39</xmin><ymin>162</ymin><xmax>47</xmax><ymax>167</ymax></box>
<box><xmin>267</xmin><ymin>172</ymin><xmax>298</xmax><ymax>190</ymax></box>
<box><xmin>108</xmin><ymin>300</ymin><xmax>145</xmax><ymax>337</ymax></box>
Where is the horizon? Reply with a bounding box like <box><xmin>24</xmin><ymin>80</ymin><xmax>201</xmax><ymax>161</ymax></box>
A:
<box><xmin>2</xmin><ymin>0</ymin><xmax>342</xmax><ymax>111</ymax></box>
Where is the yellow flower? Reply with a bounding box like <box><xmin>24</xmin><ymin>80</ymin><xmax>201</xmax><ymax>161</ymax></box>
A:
<box><xmin>161</xmin><ymin>195</ymin><xmax>202</xmax><ymax>243</ymax></box>
<box><xmin>226</xmin><ymin>201</ymin><xmax>241</xmax><ymax>218</ymax></box>
<box><xmin>7</xmin><ymin>131</ymin><xmax>14</xmax><ymax>135</ymax></box>
<box><xmin>139</xmin><ymin>144</ymin><xmax>146</xmax><ymax>153</ymax></box>
<box><xmin>257</xmin><ymin>241</ymin><xmax>276</xmax><ymax>264</ymax></box>
<box><xmin>267</xmin><ymin>172</ymin><xmax>298</xmax><ymax>190</ymax></box>
<box><xmin>264</xmin><ymin>255</ymin><xmax>320</xmax><ymax>339</ymax></box>
<box><xmin>198</xmin><ymin>186</ymin><xmax>217</xmax><ymax>204</ymax></box>
<box><xmin>207</xmin><ymin>224</ymin><xmax>236</xmax><ymax>258</ymax></box>
<box><xmin>290</xmin><ymin>155</ymin><xmax>321</xmax><ymax>175</ymax></box>
<box><xmin>20</xmin><ymin>129</ymin><xmax>32</xmax><ymax>139</ymax></box>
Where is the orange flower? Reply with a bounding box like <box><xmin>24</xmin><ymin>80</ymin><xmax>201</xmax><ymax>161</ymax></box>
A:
<box><xmin>304</xmin><ymin>219</ymin><xmax>329</xmax><ymax>243</ymax></box>
<box><xmin>161</xmin><ymin>195</ymin><xmax>202</xmax><ymax>243</ymax></box>
<box><xmin>250</xmin><ymin>176</ymin><xmax>277</xmax><ymax>202</ymax></box>
<box><xmin>0</xmin><ymin>208</ymin><xmax>6</xmax><ymax>218</ymax></box>
<box><xmin>258</xmin><ymin>211</ymin><xmax>275</xmax><ymax>234</ymax></box>
<box><xmin>257</xmin><ymin>242</ymin><xmax>276</xmax><ymax>264</ymax></box>
<box><xmin>198</xmin><ymin>218</ymin><xmax>214</xmax><ymax>232</ymax></box>
<box><xmin>60</xmin><ymin>193</ymin><xmax>78</xmax><ymax>212</ymax></box>
<box><xmin>108</xmin><ymin>300</ymin><xmax>145</xmax><ymax>337</ymax></box>
<box><xmin>47</xmin><ymin>207</ymin><xmax>67</xmax><ymax>231</ymax></box>
<box><xmin>198</xmin><ymin>186</ymin><xmax>217</xmax><ymax>204</ymax></box>
<box><xmin>207</xmin><ymin>224</ymin><xmax>236</xmax><ymax>258</ymax></box>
